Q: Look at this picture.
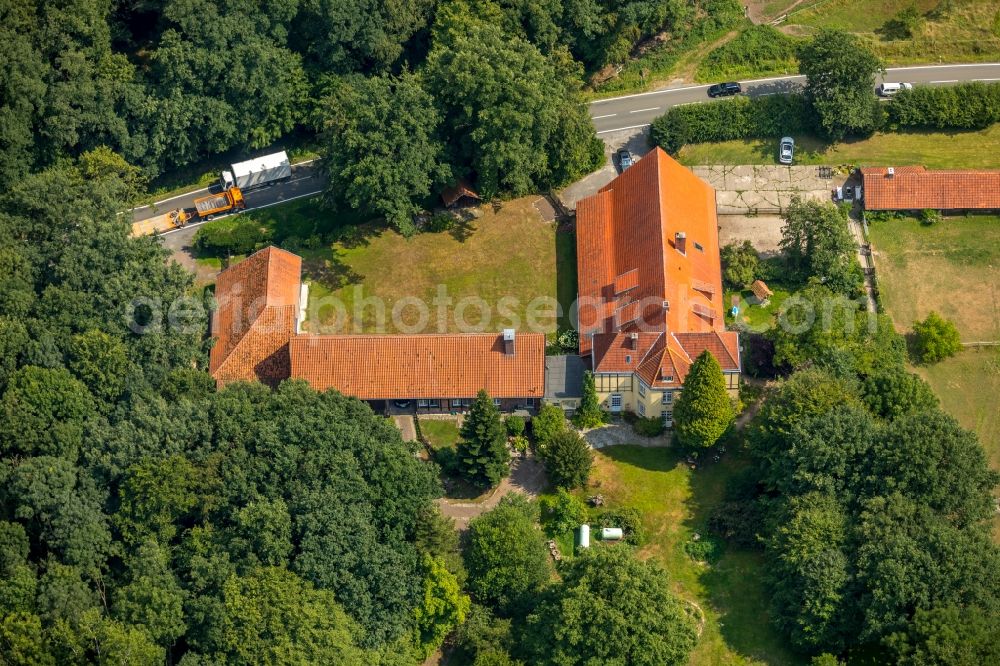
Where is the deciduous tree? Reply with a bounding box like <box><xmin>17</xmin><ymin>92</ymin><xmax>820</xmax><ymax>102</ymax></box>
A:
<box><xmin>911</xmin><ymin>311</ymin><xmax>962</xmax><ymax>363</ymax></box>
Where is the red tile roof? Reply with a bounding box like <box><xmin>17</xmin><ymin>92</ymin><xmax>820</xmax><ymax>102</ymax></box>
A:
<box><xmin>209</xmin><ymin>247</ymin><xmax>544</xmax><ymax>399</ymax></box>
<box><xmin>289</xmin><ymin>333</ymin><xmax>545</xmax><ymax>399</ymax></box>
<box><xmin>576</xmin><ymin>148</ymin><xmax>739</xmax><ymax>382</ymax></box>
<box><xmin>861</xmin><ymin>166</ymin><xmax>1000</xmax><ymax>211</ymax></box>
<box><xmin>209</xmin><ymin>246</ymin><xmax>302</xmax><ymax>386</ymax></box>
<box><xmin>576</xmin><ymin>148</ymin><xmax>726</xmax><ymax>357</ymax></box>
<box><xmin>441</xmin><ymin>179</ymin><xmax>481</xmax><ymax>207</ymax></box>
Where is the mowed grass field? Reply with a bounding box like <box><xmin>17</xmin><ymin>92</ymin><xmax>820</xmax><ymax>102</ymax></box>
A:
<box><xmin>678</xmin><ymin>124</ymin><xmax>1000</xmax><ymax>169</ymax></box>
<box><xmin>589</xmin><ymin>447</ymin><xmax>801</xmax><ymax>665</ymax></box>
<box><xmin>300</xmin><ymin>197</ymin><xmax>575</xmax><ymax>337</ymax></box>
<box><xmin>868</xmin><ymin>215</ymin><xmax>1000</xmax><ymax>538</ymax></box>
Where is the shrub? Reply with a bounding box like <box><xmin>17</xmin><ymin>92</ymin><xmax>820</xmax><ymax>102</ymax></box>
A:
<box><xmin>651</xmin><ymin>94</ymin><xmax>814</xmax><ymax>154</ymax></box>
<box><xmin>194</xmin><ymin>217</ymin><xmax>271</xmax><ymax>256</ymax></box>
<box><xmin>595</xmin><ymin>507</ymin><xmax>646</xmax><ymax>546</ymax></box>
<box><xmin>889</xmin><ymin>81</ymin><xmax>1000</xmax><ymax>130</ymax></box>
<box><xmin>425</xmin><ymin>212</ymin><xmax>455</xmax><ymax>232</ymax></box>
<box><xmin>539</xmin><ymin>489</ymin><xmax>587</xmax><ymax>535</ymax></box>
<box><xmin>504</xmin><ymin>415</ymin><xmax>525</xmax><ymax>437</ymax></box>
<box><xmin>911</xmin><ymin>311</ymin><xmax>962</xmax><ymax>364</ymax></box>
<box><xmin>920</xmin><ymin>209</ymin><xmax>942</xmax><ymax>226</ymax></box>
<box><xmin>531</xmin><ymin>403</ymin><xmax>567</xmax><ymax>451</ymax></box>
<box><xmin>510</xmin><ymin>435</ymin><xmax>529</xmax><ymax>453</ymax></box>
<box><xmin>632</xmin><ymin>415</ymin><xmax>665</xmax><ymax>438</ymax></box>
<box><xmin>683</xmin><ymin>534</ymin><xmax>725</xmax><ymax>564</ymax></box>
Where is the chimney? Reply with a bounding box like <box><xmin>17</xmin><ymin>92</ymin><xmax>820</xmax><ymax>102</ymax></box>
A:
<box><xmin>887</xmin><ymin>167</ymin><xmax>895</xmax><ymax>178</ymax></box>
<box><xmin>503</xmin><ymin>328</ymin><xmax>515</xmax><ymax>355</ymax></box>
<box><xmin>627</xmin><ymin>332</ymin><xmax>639</xmax><ymax>349</ymax></box>
<box><xmin>675</xmin><ymin>231</ymin><xmax>686</xmax><ymax>255</ymax></box>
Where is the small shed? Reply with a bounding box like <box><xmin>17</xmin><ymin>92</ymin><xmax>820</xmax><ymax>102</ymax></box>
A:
<box><xmin>441</xmin><ymin>180</ymin><xmax>481</xmax><ymax>209</ymax></box>
<box><xmin>750</xmin><ymin>279</ymin><xmax>774</xmax><ymax>305</ymax></box>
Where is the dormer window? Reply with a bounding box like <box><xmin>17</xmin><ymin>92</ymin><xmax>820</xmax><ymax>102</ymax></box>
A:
<box><xmin>625</xmin><ymin>355</ymin><xmax>632</xmax><ymax>364</ymax></box>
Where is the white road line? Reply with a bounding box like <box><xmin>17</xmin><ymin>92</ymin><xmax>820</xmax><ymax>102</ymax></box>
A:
<box><xmin>157</xmin><ymin>189</ymin><xmax>324</xmax><ymax>237</ymax></box>
<box><xmin>975</xmin><ymin>78</ymin><xmax>1000</xmax><ymax>81</ymax></box>
<box><xmin>931</xmin><ymin>79</ymin><xmax>958</xmax><ymax>83</ymax></box>
<box><xmin>629</xmin><ymin>107</ymin><xmax>660</xmax><ymax>113</ymax></box>
<box><xmin>596</xmin><ymin>123</ymin><xmax>651</xmax><ymax>135</ymax></box>
<box><xmin>592</xmin><ymin>113</ymin><xmax>617</xmax><ymax>119</ymax></box>
<box><xmin>588</xmin><ymin>63</ymin><xmax>1000</xmax><ymax>105</ymax></box>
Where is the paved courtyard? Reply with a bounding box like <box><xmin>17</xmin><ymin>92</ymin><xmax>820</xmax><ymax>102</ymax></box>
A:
<box><xmin>692</xmin><ymin>165</ymin><xmax>846</xmax><ymax>215</ymax></box>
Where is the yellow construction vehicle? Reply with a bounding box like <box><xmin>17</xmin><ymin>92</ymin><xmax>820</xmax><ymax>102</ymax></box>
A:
<box><xmin>131</xmin><ymin>208</ymin><xmax>193</xmax><ymax>237</ymax></box>
<box><xmin>193</xmin><ymin>187</ymin><xmax>245</xmax><ymax>219</ymax></box>
<box><xmin>130</xmin><ymin>187</ymin><xmax>246</xmax><ymax>237</ymax></box>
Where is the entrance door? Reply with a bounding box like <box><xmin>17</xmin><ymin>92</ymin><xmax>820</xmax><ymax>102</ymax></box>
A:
<box><xmin>610</xmin><ymin>394</ymin><xmax>622</xmax><ymax>412</ymax></box>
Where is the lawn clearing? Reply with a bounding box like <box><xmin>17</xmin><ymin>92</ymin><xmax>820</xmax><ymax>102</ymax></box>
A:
<box><xmin>678</xmin><ymin>124</ymin><xmax>1000</xmax><ymax>169</ymax></box>
<box><xmin>589</xmin><ymin>446</ymin><xmax>800</xmax><ymax>665</ymax></box>
<box><xmin>420</xmin><ymin>418</ymin><xmax>461</xmax><ymax>451</ymax></box>
<box><xmin>868</xmin><ymin>215</ymin><xmax>1000</xmax><ymax>539</ymax></box>
<box><xmin>305</xmin><ymin>197</ymin><xmax>573</xmax><ymax>337</ymax></box>
<box><xmin>725</xmin><ymin>285</ymin><xmax>793</xmax><ymax>332</ymax></box>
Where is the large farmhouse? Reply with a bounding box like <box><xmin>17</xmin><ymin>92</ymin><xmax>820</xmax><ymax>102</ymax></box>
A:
<box><xmin>208</xmin><ymin>246</ymin><xmax>545</xmax><ymax>413</ymax></box>
<box><xmin>209</xmin><ymin>148</ymin><xmax>740</xmax><ymax>425</ymax></box>
<box><xmin>575</xmin><ymin>147</ymin><xmax>741</xmax><ymax>427</ymax></box>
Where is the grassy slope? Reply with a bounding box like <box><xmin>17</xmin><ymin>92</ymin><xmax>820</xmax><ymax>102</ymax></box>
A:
<box><xmin>678</xmin><ymin>124</ymin><xmax>1000</xmax><ymax>168</ymax></box>
<box><xmin>590</xmin><ymin>446</ymin><xmax>801</xmax><ymax>665</ymax></box>
<box><xmin>868</xmin><ymin>215</ymin><xmax>1000</xmax><ymax>539</ymax></box>
<box><xmin>305</xmin><ymin>198</ymin><xmax>570</xmax><ymax>337</ymax></box>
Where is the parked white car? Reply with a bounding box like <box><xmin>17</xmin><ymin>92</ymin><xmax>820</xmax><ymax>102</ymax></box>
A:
<box><xmin>779</xmin><ymin>137</ymin><xmax>794</xmax><ymax>164</ymax></box>
<box><xmin>877</xmin><ymin>82</ymin><xmax>913</xmax><ymax>97</ymax></box>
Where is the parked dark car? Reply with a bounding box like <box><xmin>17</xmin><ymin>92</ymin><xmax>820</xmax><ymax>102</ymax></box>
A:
<box><xmin>707</xmin><ymin>82</ymin><xmax>742</xmax><ymax>98</ymax></box>
<box><xmin>617</xmin><ymin>148</ymin><xmax>634</xmax><ymax>171</ymax></box>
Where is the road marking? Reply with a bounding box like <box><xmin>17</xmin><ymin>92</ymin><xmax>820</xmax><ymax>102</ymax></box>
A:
<box><xmin>592</xmin><ymin>113</ymin><xmax>617</xmax><ymax>119</ymax></box>
<box><xmin>596</xmin><ymin>123</ymin><xmax>651</xmax><ymax>135</ymax></box>
<box><xmin>587</xmin><ymin>63</ymin><xmax>1000</xmax><ymax>106</ymax></box>
<box><xmin>157</xmin><ymin>189</ymin><xmax>324</xmax><ymax>237</ymax></box>
<box><xmin>931</xmin><ymin>79</ymin><xmax>958</xmax><ymax>83</ymax></box>
<box><xmin>975</xmin><ymin>78</ymin><xmax>1000</xmax><ymax>81</ymax></box>
<box><xmin>629</xmin><ymin>107</ymin><xmax>660</xmax><ymax>113</ymax></box>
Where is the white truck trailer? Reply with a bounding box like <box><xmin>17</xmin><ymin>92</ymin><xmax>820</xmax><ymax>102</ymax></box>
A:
<box><xmin>221</xmin><ymin>151</ymin><xmax>292</xmax><ymax>191</ymax></box>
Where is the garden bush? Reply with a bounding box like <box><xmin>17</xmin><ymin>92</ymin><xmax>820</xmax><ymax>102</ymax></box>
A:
<box><xmin>651</xmin><ymin>94</ymin><xmax>815</xmax><ymax>154</ymax></box>
<box><xmin>911</xmin><ymin>311</ymin><xmax>962</xmax><ymax>364</ymax></box>
<box><xmin>540</xmin><ymin>489</ymin><xmax>587</xmax><ymax>536</ymax></box>
<box><xmin>684</xmin><ymin>534</ymin><xmax>725</xmax><ymax>564</ymax></box>
<box><xmin>632</xmin><ymin>415</ymin><xmax>665</xmax><ymax>438</ymax></box>
<box><xmin>504</xmin><ymin>415</ymin><xmax>526</xmax><ymax>437</ymax></box>
<box><xmin>888</xmin><ymin>81</ymin><xmax>1000</xmax><ymax>130</ymax></box>
<box><xmin>194</xmin><ymin>217</ymin><xmax>271</xmax><ymax>256</ymax></box>
<box><xmin>595</xmin><ymin>507</ymin><xmax>646</xmax><ymax>546</ymax></box>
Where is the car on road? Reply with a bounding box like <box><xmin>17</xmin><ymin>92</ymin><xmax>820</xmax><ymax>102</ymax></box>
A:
<box><xmin>708</xmin><ymin>82</ymin><xmax>742</xmax><ymax>98</ymax></box>
<box><xmin>779</xmin><ymin>136</ymin><xmax>794</xmax><ymax>164</ymax></box>
<box><xmin>877</xmin><ymin>82</ymin><xmax>913</xmax><ymax>97</ymax></box>
<box><xmin>617</xmin><ymin>149</ymin><xmax>634</xmax><ymax>171</ymax></box>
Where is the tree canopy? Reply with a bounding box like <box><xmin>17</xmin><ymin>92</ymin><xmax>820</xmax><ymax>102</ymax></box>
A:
<box><xmin>672</xmin><ymin>350</ymin><xmax>735</xmax><ymax>449</ymax></box>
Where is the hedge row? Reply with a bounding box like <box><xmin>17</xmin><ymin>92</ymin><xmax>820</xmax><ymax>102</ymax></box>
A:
<box><xmin>650</xmin><ymin>94</ymin><xmax>816</xmax><ymax>153</ymax></box>
<box><xmin>888</xmin><ymin>81</ymin><xmax>1000</xmax><ymax>130</ymax></box>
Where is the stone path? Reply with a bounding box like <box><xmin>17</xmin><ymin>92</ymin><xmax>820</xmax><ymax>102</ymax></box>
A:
<box><xmin>392</xmin><ymin>415</ymin><xmax>417</xmax><ymax>443</ymax></box>
<box><xmin>437</xmin><ymin>454</ymin><xmax>548</xmax><ymax>529</ymax></box>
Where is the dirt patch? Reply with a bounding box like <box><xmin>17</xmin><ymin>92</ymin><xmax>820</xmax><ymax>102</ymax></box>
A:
<box><xmin>159</xmin><ymin>225</ymin><xmax>221</xmax><ymax>285</ymax></box>
<box><xmin>718</xmin><ymin>214</ymin><xmax>785</xmax><ymax>256</ymax></box>
<box><xmin>437</xmin><ymin>454</ymin><xmax>549</xmax><ymax>530</ymax></box>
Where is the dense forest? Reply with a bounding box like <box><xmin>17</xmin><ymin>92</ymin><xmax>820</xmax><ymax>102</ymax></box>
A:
<box><xmin>0</xmin><ymin>0</ymin><xmax>743</xmax><ymax>213</ymax></box>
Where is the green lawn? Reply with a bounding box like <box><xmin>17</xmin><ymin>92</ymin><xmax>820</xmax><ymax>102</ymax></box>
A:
<box><xmin>420</xmin><ymin>418</ymin><xmax>461</xmax><ymax>451</ymax></box>
<box><xmin>590</xmin><ymin>446</ymin><xmax>800</xmax><ymax>665</ymax></box>
<box><xmin>678</xmin><ymin>124</ymin><xmax>1000</xmax><ymax>169</ymax></box>
<box><xmin>304</xmin><ymin>197</ymin><xmax>573</xmax><ymax>337</ymax></box>
<box><xmin>868</xmin><ymin>215</ymin><xmax>1000</xmax><ymax>540</ymax></box>
<box><xmin>724</xmin><ymin>285</ymin><xmax>793</xmax><ymax>332</ymax></box>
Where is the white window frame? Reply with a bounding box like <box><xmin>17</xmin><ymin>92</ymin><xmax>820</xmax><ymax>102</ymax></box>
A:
<box><xmin>638</xmin><ymin>403</ymin><xmax>645</xmax><ymax>416</ymax></box>
<box><xmin>462</xmin><ymin>398</ymin><xmax>472</xmax><ymax>407</ymax></box>
<box><xmin>493</xmin><ymin>398</ymin><xmax>502</xmax><ymax>407</ymax></box>
<box><xmin>638</xmin><ymin>381</ymin><xmax>646</xmax><ymax>397</ymax></box>
<box><xmin>451</xmin><ymin>399</ymin><xmax>462</xmax><ymax>408</ymax></box>
<box><xmin>417</xmin><ymin>399</ymin><xmax>429</xmax><ymax>408</ymax></box>
<box><xmin>661</xmin><ymin>391</ymin><xmax>672</xmax><ymax>405</ymax></box>
<box><xmin>662</xmin><ymin>410</ymin><xmax>673</xmax><ymax>427</ymax></box>
<box><xmin>610</xmin><ymin>394</ymin><xmax>622</xmax><ymax>412</ymax></box>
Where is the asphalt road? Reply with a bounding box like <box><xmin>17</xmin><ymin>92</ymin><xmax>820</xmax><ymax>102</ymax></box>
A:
<box><xmin>132</xmin><ymin>159</ymin><xmax>326</xmax><ymax>224</ymax></box>
<box><xmin>134</xmin><ymin>63</ymin><xmax>1000</xmax><ymax>220</ymax></box>
<box><xmin>588</xmin><ymin>62</ymin><xmax>1000</xmax><ymax>134</ymax></box>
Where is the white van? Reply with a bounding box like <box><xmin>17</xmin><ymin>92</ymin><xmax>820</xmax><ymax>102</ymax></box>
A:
<box><xmin>877</xmin><ymin>82</ymin><xmax>913</xmax><ymax>97</ymax></box>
